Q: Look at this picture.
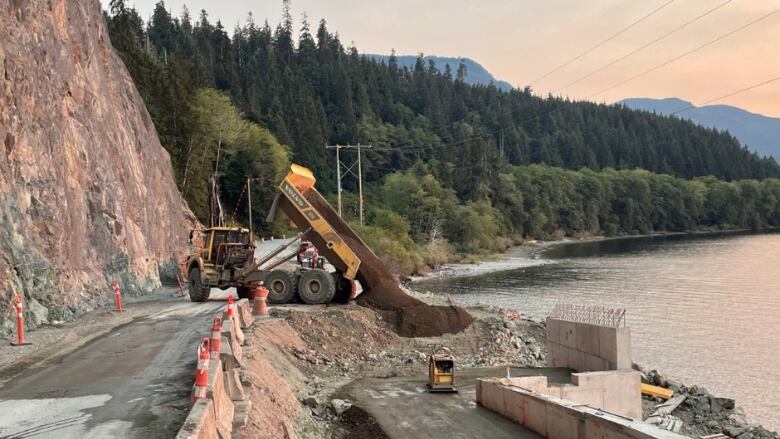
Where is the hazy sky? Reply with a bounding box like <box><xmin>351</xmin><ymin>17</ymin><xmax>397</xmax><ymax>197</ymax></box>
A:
<box><xmin>111</xmin><ymin>0</ymin><xmax>780</xmax><ymax>116</ymax></box>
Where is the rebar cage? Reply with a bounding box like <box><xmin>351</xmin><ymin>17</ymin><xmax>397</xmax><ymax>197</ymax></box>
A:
<box><xmin>547</xmin><ymin>303</ymin><xmax>627</xmax><ymax>328</ymax></box>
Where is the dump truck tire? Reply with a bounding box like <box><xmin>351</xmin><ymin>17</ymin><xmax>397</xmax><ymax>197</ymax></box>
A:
<box><xmin>265</xmin><ymin>270</ymin><xmax>297</xmax><ymax>304</ymax></box>
<box><xmin>188</xmin><ymin>267</ymin><xmax>210</xmax><ymax>302</ymax></box>
<box><xmin>298</xmin><ymin>269</ymin><xmax>336</xmax><ymax>304</ymax></box>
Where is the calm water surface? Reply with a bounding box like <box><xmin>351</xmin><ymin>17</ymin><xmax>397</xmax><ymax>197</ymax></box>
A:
<box><xmin>414</xmin><ymin>232</ymin><xmax>780</xmax><ymax>429</ymax></box>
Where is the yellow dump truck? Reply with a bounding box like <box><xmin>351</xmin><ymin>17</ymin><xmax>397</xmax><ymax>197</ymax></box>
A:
<box><xmin>184</xmin><ymin>164</ymin><xmax>364</xmax><ymax>304</ymax></box>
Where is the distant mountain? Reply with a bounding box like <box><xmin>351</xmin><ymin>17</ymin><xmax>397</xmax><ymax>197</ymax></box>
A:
<box><xmin>621</xmin><ymin>97</ymin><xmax>780</xmax><ymax>160</ymax></box>
<box><xmin>366</xmin><ymin>54</ymin><xmax>513</xmax><ymax>91</ymax></box>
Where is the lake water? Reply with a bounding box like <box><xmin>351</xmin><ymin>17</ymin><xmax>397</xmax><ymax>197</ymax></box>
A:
<box><xmin>413</xmin><ymin>232</ymin><xmax>780</xmax><ymax>430</ymax></box>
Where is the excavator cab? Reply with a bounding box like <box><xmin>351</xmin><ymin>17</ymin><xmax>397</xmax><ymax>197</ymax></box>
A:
<box><xmin>426</xmin><ymin>345</ymin><xmax>458</xmax><ymax>393</ymax></box>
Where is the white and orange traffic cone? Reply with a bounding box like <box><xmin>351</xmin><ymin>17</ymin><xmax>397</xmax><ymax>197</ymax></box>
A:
<box><xmin>192</xmin><ymin>337</ymin><xmax>210</xmax><ymax>403</ymax></box>
<box><xmin>113</xmin><ymin>279</ymin><xmax>123</xmax><ymax>312</ymax></box>
<box><xmin>209</xmin><ymin>317</ymin><xmax>222</xmax><ymax>360</ymax></box>
<box><xmin>252</xmin><ymin>286</ymin><xmax>269</xmax><ymax>317</ymax></box>
<box><xmin>226</xmin><ymin>293</ymin><xmax>235</xmax><ymax>319</ymax></box>
<box><xmin>10</xmin><ymin>292</ymin><xmax>31</xmax><ymax>346</ymax></box>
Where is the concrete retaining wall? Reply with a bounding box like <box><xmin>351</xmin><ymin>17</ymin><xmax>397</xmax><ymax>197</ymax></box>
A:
<box><xmin>476</xmin><ymin>379</ymin><xmax>686</xmax><ymax>439</ymax></box>
<box><xmin>501</xmin><ymin>370</ymin><xmax>642</xmax><ymax>419</ymax></box>
<box><xmin>546</xmin><ymin>317</ymin><xmax>631</xmax><ymax>371</ymax></box>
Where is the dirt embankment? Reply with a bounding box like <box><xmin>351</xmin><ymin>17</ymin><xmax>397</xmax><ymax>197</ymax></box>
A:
<box><xmin>305</xmin><ymin>190</ymin><xmax>474</xmax><ymax>337</ymax></box>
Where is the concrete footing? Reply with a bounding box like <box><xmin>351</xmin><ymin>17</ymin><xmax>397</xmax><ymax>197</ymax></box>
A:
<box><xmin>477</xmin><ymin>378</ymin><xmax>686</xmax><ymax>439</ymax></box>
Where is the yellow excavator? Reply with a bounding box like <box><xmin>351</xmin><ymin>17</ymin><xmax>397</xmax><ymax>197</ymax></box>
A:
<box><xmin>183</xmin><ymin>164</ymin><xmax>365</xmax><ymax>304</ymax></box>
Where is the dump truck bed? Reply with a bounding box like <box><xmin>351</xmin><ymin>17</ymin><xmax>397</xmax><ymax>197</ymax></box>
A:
<box><xmin>268</xmin><ymin>165</ymin><xmax>368</xmax><ymax>280</ymax></box>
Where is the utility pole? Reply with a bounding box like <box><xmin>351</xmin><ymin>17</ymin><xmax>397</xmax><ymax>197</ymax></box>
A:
<box><xmin>325</xmin><ymin>144</ymin><xmax>372</xmax><ymax>224</ymax></box>
<box><xmin>357</xmin><ymin>145</ymin><xmax>364</xmax><ymax>225</ymax></box>
<box><xmin>336</xmin><ymin>145</ymin><xmax>342</xmax><ymax>216</ymax></box>
<box><xmin>246</xmin><ymin>177</ymin><xmax>253</xmax><ymax>240</ymax></box>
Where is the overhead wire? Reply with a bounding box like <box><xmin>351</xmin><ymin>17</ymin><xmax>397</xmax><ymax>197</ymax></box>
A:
<box><xmin>670</xmin><ymin>74</ymin><xmax>780</xmax><ymax>115</ymax></box>
<box><xmin>553</xmin><ymin>0</ymin><xmax>733</xmax><ymax>93</ymax></box>
<box><xmin>589</xmin><ymin>6</ymin><xmax>780</xmax><ymax>98</ymax></box>
<box><xmin>349</xmin><ymin>4</ymin><xmax>780</xmax><ymax>171</ymax></box>
<box><xmin>529</xmin><ymin>0</ymin><xmax>677</xmax><ymax>86</ymax></box>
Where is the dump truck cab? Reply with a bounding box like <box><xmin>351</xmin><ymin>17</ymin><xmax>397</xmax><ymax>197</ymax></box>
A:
<box><xmin>184</xmin><ymin>163</ymin><xmax>363</xmax><ymax>305</ymax></box>
<box><xmin>185</xmin><ymin>226</ymin><xmax>257</xmax><ymax>301</ymax></box>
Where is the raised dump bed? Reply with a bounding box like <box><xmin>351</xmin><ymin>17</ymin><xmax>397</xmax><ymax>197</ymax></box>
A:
<box><xmin>269</xmin><ymin>164</ymin><xmax>364</xmax><ymax>281</ymax></box>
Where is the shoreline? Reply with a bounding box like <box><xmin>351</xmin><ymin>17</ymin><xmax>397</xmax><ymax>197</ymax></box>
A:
<box><xmin>410</xmin><ymin>227</ymin><xmax>780</xmax><ymax>283</ymax></box>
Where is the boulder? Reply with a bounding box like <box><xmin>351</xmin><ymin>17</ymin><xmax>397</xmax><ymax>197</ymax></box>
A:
<box><xmin>330</xmin><ymin>398</ymin><xmax>353</xmax><ymax>415</ymax></box>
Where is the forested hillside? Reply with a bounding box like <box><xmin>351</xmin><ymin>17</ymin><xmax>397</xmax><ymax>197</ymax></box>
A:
<box><xmin>104</xmin><ymin>1</ymin><xmax>780</xmax><ymax>275</ymax></box>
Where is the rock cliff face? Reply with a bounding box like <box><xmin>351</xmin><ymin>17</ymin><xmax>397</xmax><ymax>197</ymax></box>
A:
<box><xmin>0</xmin><ymin>0</ymin><xmax>195</xmax><ymax>330</ymax></box>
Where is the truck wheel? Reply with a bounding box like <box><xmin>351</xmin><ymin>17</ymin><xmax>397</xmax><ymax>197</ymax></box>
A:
<box><xmin>265</xmin><ymin>270</ymin><xmax>297</xmax><ymax>304</ymax></box>
<box><xmin>188</xmin><ymin>267</ymin><xmax>211</xmax><ymax>302</ymax></box>
<box><xmin>298</xmin><ymin>269</ymin><xmax>336</xmax><ymax>304</ymax></box>
<box><xmin>236</xmin><ymin>286</ymin><xmax>252</xmax><ymax>300</ymax></box>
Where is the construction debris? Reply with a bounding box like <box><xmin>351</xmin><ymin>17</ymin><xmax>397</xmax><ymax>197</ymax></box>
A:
<box><xmin>641</xmin><ymin>368</ymin><xmax>779</xmax><ymax>439</ymax></box>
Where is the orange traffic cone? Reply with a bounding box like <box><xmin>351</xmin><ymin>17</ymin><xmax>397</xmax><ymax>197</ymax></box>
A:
<box><xmin>192</xmin><ymin>338</ymin><xmax>210</xmax><ymax>403</ymax></box>
<box><xmin>209</xmin><ymin>317</ymin><xmax>222</xmax><ymax>360</ymax></box>
<box><xmin>113</xmin><ymin>279</ymin><xmax>123</xmax><ymax>312</ymax></box>
<box><xmin>252</xmin><ymin>286</ymin><xmax>269</xmax><ymax>317</ymax></box>
<box><xmin>226</xmin><ymin>293</ymin><xmax>235</xmax><ymax>319</ymax></box>
<box><xmin>10</xmin><ymin>292</ymin><xmax>31</xmax><ymax>346</ymax></box>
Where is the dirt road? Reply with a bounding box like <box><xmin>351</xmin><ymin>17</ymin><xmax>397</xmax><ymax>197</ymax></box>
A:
<box><xmin>343</xmin><ymin>367</ymin><xmax>570</xmax><ymax>438</ymax></box>
<box><xmin>0</xmin><ymin>289</ymin><xmax>230</xmax><ymax>439</ymax></box>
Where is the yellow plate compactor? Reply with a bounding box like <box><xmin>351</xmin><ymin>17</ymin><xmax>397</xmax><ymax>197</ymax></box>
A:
<box><xmin>426</xmin><ymin>345</ymin><xmax>457</xmax><ymax>393</ymax></box>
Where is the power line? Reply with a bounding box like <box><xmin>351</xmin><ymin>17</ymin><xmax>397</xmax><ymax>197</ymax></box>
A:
<box><xmin>671</xmin><ymin>74</ymin><xmax>780</xmax><ymax>115</ymax></box>
<box><xmin>358</xmin><ymin>4</ymin><xmax>780</xmax><ymax>164</ymax></box>
<box><xmin>590</xmin><ymin>6</ymin><xmax>780</xmax><ymax>98</ymax></box>
<box><xmin>553</xmin><ymin>0</ymin><xmax>733</xmax><ymax>93</ymax></box>
<box><xmin>529</xmin><ymin>0</ymin><xmax>677</xmax><ymax>86</ymax></box>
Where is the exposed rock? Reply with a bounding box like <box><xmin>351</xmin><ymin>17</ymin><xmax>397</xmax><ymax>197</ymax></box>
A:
<box><xmin>330</xmin><ymin>398</ymin><xmax>353</xmax><ymax>416</ymax></box>
<box><xmin>0</xmin><ymin>0</ymin><xmax>195</xmax><ymax>331</ymax></box>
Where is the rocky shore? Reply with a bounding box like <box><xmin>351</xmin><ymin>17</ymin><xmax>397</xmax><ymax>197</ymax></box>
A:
<box><xmin>639</xmin><ymin>368</ymin><xmax>779</xmax><ymax>439</ymax></box>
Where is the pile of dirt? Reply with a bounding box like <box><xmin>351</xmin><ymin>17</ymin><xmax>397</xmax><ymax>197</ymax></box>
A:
<box><xmin>305</xmin><ymin>189</ymin><xmax>474</xmax><ymax>337</ymax></box>
<box><xmin>284</xmin><ymin>307</ymin><xmax>399</xmax><ymax>362</ymax></box>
